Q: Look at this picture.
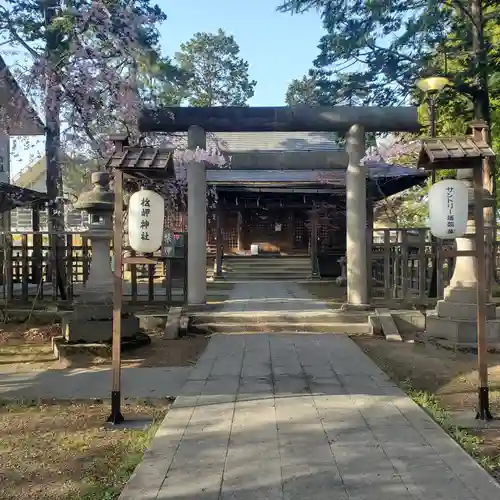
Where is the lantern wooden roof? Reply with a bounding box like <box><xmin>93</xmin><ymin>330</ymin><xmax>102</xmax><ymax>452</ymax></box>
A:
<box><xmin>104</xmin><ymin>146</ymin><xmax>175</xmax><ymax>181</ymax></box>
<box><xmin>417</xmin><ymin>136</ymin><xmax>495</xmax><ymax>170</ymax></box>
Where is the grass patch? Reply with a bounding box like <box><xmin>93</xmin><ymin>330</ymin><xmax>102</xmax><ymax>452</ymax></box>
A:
<box><xmin>401</xmin><ymin>380</ymin><xmax>499</xmax><ymax>473</ymax></box>
<box><xmin>0</xmin><ymin>399</ymin><xmax>170</xmax><ymax>500</ymax></box>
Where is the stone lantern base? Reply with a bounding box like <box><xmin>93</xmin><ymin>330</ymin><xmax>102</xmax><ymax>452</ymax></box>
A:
<box><xmin>62</xmin><ymin>304</ymin><xmax>140</xmax><ymax>343</ymax></box>
<box><xmin>426</xmin><ymin>312</ymin><xmax>500</xmax><ymax>346</ymax></box>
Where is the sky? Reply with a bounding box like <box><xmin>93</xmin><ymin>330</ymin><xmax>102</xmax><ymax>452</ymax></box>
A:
<box><xmin>160</xmin><ymin>0</ymin><xmax>323</xmax><ymax>106</ymax></box>
<box><xmin>6</xmin><ymin>0</ymin><xmax>325</xmax><ymax>177</ymax></box>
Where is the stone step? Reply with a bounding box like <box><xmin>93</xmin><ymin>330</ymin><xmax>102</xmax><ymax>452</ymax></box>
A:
<box><xmin>223</xmin><ymin>266</ymin><xmax>312</xmax><ymax>273</ymax></box>
<box><xmin>224</xmin><ymin>258</ymin><xmax>311</xmax><ymax>264</ymax></box>
<box><xmin>190</xmin><ymin>310</ymin><xmax>369</xmax><ymax>324</ymax></box>
<box><xmin>224</xmin><ymin>260</ymin><xmax>311</xmax><ymax>266</ymax></box>
<box><xmin>224</xmin><ymin>263</ymin><xmax>311</xmax><ymax>269</ymax></box>
<box><xmin>190</xmin><ymin>321</ymin><xmax>372</xmax><ymax>335</ymax></box>
<box><xmin>224</xmin><ymin>256</ymin><xmax>309</xmax><ymax>262</ymax></box>
<box><xmin>376</xmin><ymin>308</ymin><xmax>403</xmax><ymax>342</ymax></box>
<box><xmin>219</xmin><ymin>273</ymin><xmax>311</xmax><ymax>280</ymax></box>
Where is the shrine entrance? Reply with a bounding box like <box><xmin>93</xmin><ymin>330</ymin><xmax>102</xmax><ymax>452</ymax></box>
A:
<box><xmin>243</xmin><ymin>209</ymin><xmax>291</xmax><ymax>254</ymax></box>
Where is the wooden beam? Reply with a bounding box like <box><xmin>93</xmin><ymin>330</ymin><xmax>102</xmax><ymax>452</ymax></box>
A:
<box><xmin>139</xmin><ymin>105</ymin><xmax>420</xmax><ymax>134</ymax></box>
<box><xmin>124</xmin><ymin>256</ymin><xmax>162</xmax><ymax>265</ymax></box>
<box><xmin>218</xmin><ymin>150</ymin><xmax>349</xmax><ymax>169</ymax></box>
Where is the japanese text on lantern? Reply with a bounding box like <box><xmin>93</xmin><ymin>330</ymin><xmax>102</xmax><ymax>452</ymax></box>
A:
<box><xmin>140</xmin><ymin>196</ymin><xmax>151</xmax><ymax>241</ymax></box>
<box><xmin>446</xmin><ymin>186</ymin><xmax>455</xmax><ymax>234</ymax></box>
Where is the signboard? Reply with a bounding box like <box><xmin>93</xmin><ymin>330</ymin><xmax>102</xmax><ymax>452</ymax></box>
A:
<box><xmin>162</xmin><ymin>230</ymin><xmax>186</xmax><ymax>258</ymax></box>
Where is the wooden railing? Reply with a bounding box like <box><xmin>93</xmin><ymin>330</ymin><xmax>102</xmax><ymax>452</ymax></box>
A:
<box><xmin>0</xmin><ymin>232</ymin><xmax>187</xmax><ymax>305</ymax></box>
<box><xmin>1</xmin><ymin>228</ymin><xmax>498</xmax><ymax>306</ymax></box>
<box><xmin>371</xmin><ymin>227</ymin><xmax>497</xmax><ymax>303</ymax></box>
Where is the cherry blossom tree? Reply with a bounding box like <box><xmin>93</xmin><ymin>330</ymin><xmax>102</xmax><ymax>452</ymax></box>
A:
<box><xmin>1</xmin><ymin>1</ymin><xmax>227</xmax><ymax>205</ymax></box>
<box><xmin>0</xmin><ymin>1</ymin><xmax>228</xmax><ymax>298</ymax></box>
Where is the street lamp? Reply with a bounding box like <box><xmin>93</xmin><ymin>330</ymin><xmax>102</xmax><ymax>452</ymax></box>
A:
<box><xmin>417</xmin><ymin>76</ymin><xmax>451</xmax><ymax>299</ymax></box>
<box><xmin>417</xmin><ymin>77</ymin><xmax>451</xmax><ymax>161</ymax></box>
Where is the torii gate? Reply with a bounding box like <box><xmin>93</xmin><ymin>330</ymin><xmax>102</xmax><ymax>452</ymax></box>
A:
<box><xmin>138</xmin><ymin>105</ymin><xmax>420</xmax><ymax>307</ymax></box>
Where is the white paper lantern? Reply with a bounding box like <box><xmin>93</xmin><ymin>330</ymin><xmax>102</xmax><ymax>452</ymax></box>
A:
<box><xmin>128</xmin><ymin>189</ymin><xmax>164</xmax><ymax>253</ymax></box>
<box><xmin>428</xmin><ymin>179</ymin><xmax>468</xmax><ymax>239</ymax></box>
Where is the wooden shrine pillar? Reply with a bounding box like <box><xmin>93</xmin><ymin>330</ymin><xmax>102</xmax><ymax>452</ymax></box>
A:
<box><xmin>287</xmin><ymin>208</ymin><xmax>295</xmax><ymax>251</ymax></box>
<box><xmin>32</xmin><ymin>202</ymin><xmax>43</xmax><ymax>284</ymax></box>
<box><xmin>237</xmin><ymin>210</ymin><xmax>244</xmax><ymax>252</ymax></box>
<box><xmin>215</xmin><ymin>203</ymin><xmax>223</xmax><ymax>277</ymax></box>
<box><xmin>310</xmin><ymin>204</ymin><xmax>320</xmax><ymax>278</ymax></box>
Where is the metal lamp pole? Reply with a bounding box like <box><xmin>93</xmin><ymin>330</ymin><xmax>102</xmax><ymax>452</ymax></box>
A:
<box><xmin>417</xmin><ymin>77</ymin><xmax>450</xmax><ymax>299</ymax></box>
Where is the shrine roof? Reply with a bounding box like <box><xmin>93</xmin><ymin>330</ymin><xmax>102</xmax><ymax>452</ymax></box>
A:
<box><xmin>103</xmin><ymin>141</ymin><xmax>427</xmax><ymax>198</ymax></box>
<box><xmin>0</xmin><ymin>182</ymin><xmax>49</xmax><ymax>213</ymax></box>
<box><xmin>0</xmin><ymin>55</ymin><xmax>45</xmax><ymax>135</ymax></box>
<box><xmin>206</xmin><ymin>161</ymin><xmax>427</xmax><ymax>186</ymax></box>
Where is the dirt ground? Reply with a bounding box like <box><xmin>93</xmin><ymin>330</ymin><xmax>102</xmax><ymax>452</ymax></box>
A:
<box><xmin>353</xmin><ymin>335</ymin><xmax>500</xmax><ymax>476</ymax></box>
<box><xmin>0</xmin><ymin>399</ymin><xmax>169</xmax><ymax>500</ymax></box>
<box><xmin>0</xmin><ymin>322</ymin><xmax>209</xmax><ymax>371</ymax></box>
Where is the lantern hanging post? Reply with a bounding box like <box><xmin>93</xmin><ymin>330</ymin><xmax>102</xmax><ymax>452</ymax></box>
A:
<box><xmin>427</xmin><ymin>158</ymin><xmax>494</xmax><ymax>422</ymax></box>
<box><xmin>107</xmin><ymin>167</ymin><xmax>125</xmax><ymax>425</ymax></box>
<box><xmin>473</xmin><ymin>163</ymin><xmax>492</xmax><ymax>421</ymax></box>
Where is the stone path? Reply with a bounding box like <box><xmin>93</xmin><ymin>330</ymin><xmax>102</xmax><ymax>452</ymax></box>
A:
<box><xmin>119</xmin><ymin>283</ymin><xmax>500</xmax><ymax>500</ymax></box>
<box><xmin>0</xmin><ymin>366</ymin><xmax>191</xmax><ymax>400</ymax></box>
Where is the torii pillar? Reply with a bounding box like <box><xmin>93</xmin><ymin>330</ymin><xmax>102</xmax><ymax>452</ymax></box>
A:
<box><xmin>345</xmin><ymin>125</ymin><xmax>368</xmax><ymax>307</ymax></box>
<box><xmin>187</xmin><ymin>125</ymin><xmax>207</xmax><ymax>305</ymax></box>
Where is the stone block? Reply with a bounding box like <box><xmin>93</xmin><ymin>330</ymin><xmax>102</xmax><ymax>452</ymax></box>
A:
<box><xmin>164</xmin><ymin>307</ymin><xmax>182</xmax><ymax>339</ymax></box>
<box><xmin>443</xmin><ymin>286</ymin><xmax>479</xmax><ymax>304</ymax></box>
<box><xmin>137</xmin><ymin>314</ymin><xmax>168</xmax><ymax>331</ymax></box>
<box><xmin>425</xmin><ymin>314</ymin><xmax>500</xmax><ymax>344</ymax></box>
<box><xmin>436</xmin><ymin>300</ymin><xmax>496</xmax><ymax>321</ymax></box>
<box><xmin>391</xmin><ymin>311</ymin><xmax>426</xmax><ymax>333</ymax></box>
<box><xmin>71</xmin><ymin>304</ymin><xmax>113</xmax><ymax>321</ymax></box>
<box><xmin>62</xmin><ymin>315</ymin><xmax>140</xmax><ymax>343</ymax></box>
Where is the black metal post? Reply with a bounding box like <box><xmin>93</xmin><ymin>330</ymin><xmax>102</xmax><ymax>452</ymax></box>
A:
<box><xmin>428</xmin><ymin>92</ymin><xmax>438</xmax><ymax>298</ymax></box>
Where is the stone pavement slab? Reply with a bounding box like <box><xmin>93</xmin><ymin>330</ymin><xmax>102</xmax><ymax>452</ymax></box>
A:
<box><xmin>119</xmin><ymin>283</ymin><xmax>500</xmax><ymax>500</ymax></box>
<box><xmin>0</xmin><ymin>366</ymin><xmax>191</xmax><ymax>400</ymax></box>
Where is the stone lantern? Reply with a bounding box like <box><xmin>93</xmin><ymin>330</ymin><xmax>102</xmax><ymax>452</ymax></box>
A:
<box><xmin>74</xmin><ymin>171</ymin><xmax>114</xmax><ymax>302</ymax></box>
<box><xmin>422</xmin><ymin>122</ymin><xmax>500</xmax><ymax>346</ymax></box>
<box><xmin>63</xmin><ymin>171</ymin><xmax>139</xmax><ymax>343</ymax></box>
<box><xmin>426</xmin><ymin>169</ymin><xmax>500</xmax><ymax>344</ymax></box>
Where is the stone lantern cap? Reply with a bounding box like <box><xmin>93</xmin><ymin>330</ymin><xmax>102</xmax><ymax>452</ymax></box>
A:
<box><xmin>74</xmin><ymin>171</ymin><xmax>114</xmax><ymax>214</ymax></box>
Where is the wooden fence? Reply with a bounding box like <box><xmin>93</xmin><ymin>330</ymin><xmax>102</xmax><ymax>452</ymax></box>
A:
<box><xmin>0</xmin><ymin>228</ymin><xmax>498</xmax><ymax>306</ymax></box>
<box><xmin>371</xmin><ymin>227</ymin><xmax>497</xmax><ymax>303</ymax></box>
<box><xmin>0</xmin><ymin>232</ymin><xmax>187</xmax><ymax>305</ymax></box>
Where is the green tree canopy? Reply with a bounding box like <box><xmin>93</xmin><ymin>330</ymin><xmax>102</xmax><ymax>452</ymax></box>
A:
<box><xmin>285</xmin><ymin>75</ymin><xmax>321</xmax><ymax>105</ymax></box>
<box><xmin>278</xmin><ymin>1</ymin><xmax>498</xmax><ymax>117</ymax></box>
<box><xmin>175</xmin><ymin>29</ymin><xmax>256</xmax><ymax>106</ymax></box>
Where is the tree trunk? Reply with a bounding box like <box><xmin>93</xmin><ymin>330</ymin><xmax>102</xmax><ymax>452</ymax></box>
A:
<box><xmin>44</xmin><ymin>0</ymin><xmax>66</xmax><ymax>299</ymax></box>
